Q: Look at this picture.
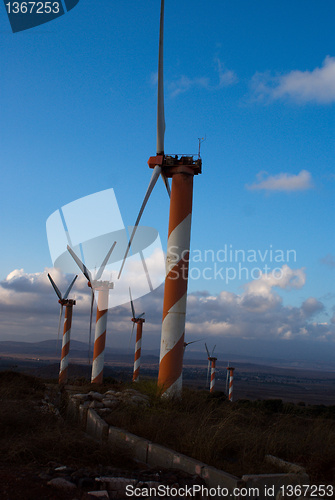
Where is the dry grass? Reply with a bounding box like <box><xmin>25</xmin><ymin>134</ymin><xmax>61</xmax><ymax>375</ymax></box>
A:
<box><xmin>103</xmin><ymin>381</ymin><xmax>335</xmax><ymax>483</ymax></box>
<box><xmin>0</xmin><ymin>371</ymin><xmax>133</xmax><ymax>470</ymax></box>
<box><xmin>1</xmin><ymin>372</ymin><xmax>334</xmax><ymax>483</ymax></box>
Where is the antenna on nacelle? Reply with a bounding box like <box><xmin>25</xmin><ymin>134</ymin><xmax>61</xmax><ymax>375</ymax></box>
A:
<box><xmin>198</xmin><ymin>136</ymin><xmax>206</xmax><ymax>158</ymax></box>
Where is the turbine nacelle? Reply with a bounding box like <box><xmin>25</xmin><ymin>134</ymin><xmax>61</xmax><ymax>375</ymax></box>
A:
<box><xmin>147</xmin><ymin>154</ymin><xmax>202</xmax><ymax>176</ymax></box>
<box><xmin>58</xmin><ymin>298</ymin><xmax>76</xmax><ymax>306</ymax></box>
<box><xmin>90</xmin><ymin>280</ymin><xmax>114</xmax><ymax>291</ymax></box>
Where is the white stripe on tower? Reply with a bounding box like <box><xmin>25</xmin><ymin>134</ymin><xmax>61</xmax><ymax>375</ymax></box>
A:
<box><xmin>91</xmin><ymin>288</ymin><xmax>109</xmax><ymax>384</ymax></box>
<box><xmin>133</xmin><ymin>319</ymin><xmax>144</xmax><ymax>382</ymax></box>
<box><xmin>210</xmin><ymin>360</ymin><xmax>216</xmax><ymax>393</ymax></box>
<box><xmin>59</xmin><ymin>302</ymin><xmax>74</xmax><ymax>384</ymax></box>
<box><xmin>158</xmin><ymin>173</ymin><xmax>194</xmax><ymax>397</ymax></box>
<box><xmin>229</xmin><ymin>368</ymin><xmax>234</xmax><ymax>402</ymax></box>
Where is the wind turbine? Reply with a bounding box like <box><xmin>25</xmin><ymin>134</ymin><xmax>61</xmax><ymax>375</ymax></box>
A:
<box><xmin>67</xmin><ymin>242</ymin><xmax>117</xmax><ymax>384</ymax></box>
<box><xmin>129</xmin><ymin>288</ymin><xmax>145</xmax><ymax>382</ymax></box>
<box><xmin>227</xmin><ymin>364</ymin><xmax>235</xmax><ymax>402</ymax></box>
<box><xmin>48</xmin><ymin>273</ymin><xmax>77</xmax><ymax>384</ymax></box>
<box><xmin>205</xmin><ymin>343</ymin><xmax>217</xmax><ymax>393</ymax></box>
<box><xmin>118</xmin><ymin>0</ymin><xmax>202</xmax><ymax>397</ymax></box>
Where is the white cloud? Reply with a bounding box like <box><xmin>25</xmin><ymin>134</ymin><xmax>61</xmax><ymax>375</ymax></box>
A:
<box><xmin>168</xmin><ymin>59</ymin><xmax>237</xmax><ymax>97</ymax></box>
<box><xmin>244</xmin><ymin>265</ymin><xmax>306</xmax><ymax>296</ymax></box>
<box><xmin>169</xmin><ymin>75</ymin><xmax>209</xmax><ymax>97</ymax></box>
<box><xmin>252</xmin><ymin>56</ymin><xmax>335</xmax><ymax>104</ymax></box>
<box><xmin>216</xmin><ymin>59</ymin><xmax>238</xmax><ymax>88</ymax></box>
<box><xmin>246</xmin><ymin>170</ymin><xmax>313</xmax><ymax>192</ymax></box>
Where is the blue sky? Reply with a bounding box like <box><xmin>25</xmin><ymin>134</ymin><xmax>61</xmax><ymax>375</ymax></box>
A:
<box><xmin>0</xmin><ymin>1</ymin><xmax>334</xmax><ymax>366</ymax></box>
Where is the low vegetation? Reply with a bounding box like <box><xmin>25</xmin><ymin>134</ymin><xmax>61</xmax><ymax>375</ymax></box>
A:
<box><xmin>1</xmin><ymin>371</ymin><xmax>334</xmax><ymax>485</ymax></box>
<box><xmin>102</xmin><ymin>380</ymin><xmax>335</xmax><ymax>483</ymax></box>
<box><xmin>0</xmin><ymin>371</ymin><xmax>133</xmax><ymax>470</ymax></box>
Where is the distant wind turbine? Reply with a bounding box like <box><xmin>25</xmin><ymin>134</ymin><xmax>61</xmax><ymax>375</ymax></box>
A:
<box><xmin>129</xmin><ymin>287</ymin><xmax>145</xmax><ymax>382</ymax></box>
<box><xmin>205</xmin><ymin>343</ymin><xmax>217</xmax><ymax>393</ymax></box>
<box><xmin>67</xmin><ymin>242</ymin><xmax>116</xmax><ymax>384</ymax></box>
<box><xmin>48</xmin><ymin>273</ymin><xmax>77</xmax><ymax>384</ymax></box>
<box><xmin>227</xmin><ymin>364</ymin><xmax>235</xmax><ymax>402</ymax></box>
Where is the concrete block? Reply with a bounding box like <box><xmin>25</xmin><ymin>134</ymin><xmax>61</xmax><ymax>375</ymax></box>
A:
<box><xmin>66</xmin><ymin>397</ymin><xmax>80</xmax><ymax>421</ymax></box>
<box><xmin>86</xmin><ymin>409</ymin><xmax>109</xmax><ymax>441</ymax></box>
<box><xmin>108</xmin><ymin>426</ymin><xmax>150</xmax><ymax>463</ymax></box>
<box><xmin>78</xmin><ymin>404</ymin><xmax>88</xmax><ymax>429</ymax></box>
<box><xmin>147</xmin><ymin>442</ymin><xmax>176</xmax><ymax>468</ymax></box>
<box><xmin>201</xmin><ymin>466</ymin><xmax>243</xmax><ymax>499</ymax></box>
<box><xmin>265</xmin><ymin>455</ymin><xmax>306</xmax><ymax>475</ymax></box>
<box><xmin>173</xmin><ymin>453</ymin><xmax>206</xmax><ymax>476</ymax></box>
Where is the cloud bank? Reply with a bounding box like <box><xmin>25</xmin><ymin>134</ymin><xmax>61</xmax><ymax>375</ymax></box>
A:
<box><xmin>252</xmin><ymin>56</ymin><xmax>335</xmax><ymax>104</ymax></box>
<box><xmin>0</xmin><ymin>266</ymin><xmax>333</xmax><ymax>365</ymax></box>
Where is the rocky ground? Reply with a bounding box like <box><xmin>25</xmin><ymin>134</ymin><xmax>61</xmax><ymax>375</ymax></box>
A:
<box><xmin>0</xmin><ymin>372</ymin><xmax>205</xmax><ymax>499</ymax></box>
<box><xmin>0</xmin><ymin>462</ymin><xmax>205</xmax><ymax>500</ymax></box>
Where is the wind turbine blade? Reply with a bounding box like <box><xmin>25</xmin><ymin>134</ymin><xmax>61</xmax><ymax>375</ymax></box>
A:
<box><xmin>185</xmin><ymin>339</ymin><xmax>200</xmax><ymax>346</ymax></box>
<box><xmin>205</xmin><ymin>343</ymin><xmax>210</xmax><ymax>358</ymax></box>
<box><xmin>157</xmin><ymin>0</ymin><xmax>165</xmax><ymax>154</ymax></box>
<box><xmin>95</xmin><ymin>241</ymin><xmax>117</xmax><ymax>281</ymax></box>
<box><xmin>117</xmin><ymin>165</ymin><xmax>161</xmax><ymax>279</ymax></box>
<box><xmin>129</xmin><ymin>321</ymin><xmax>136</xmax><ymax>351</ymax></box>
<box><xmin>56</xmin><ymin>304</ymin><xmax>64</xmax><ymax>351</ymax></box>
<box><xmin>129</xmin><ymin>287</ymin><xmax>136</xmax><ymax>318</ymax></box>
<box><xmin>137</xmin><ymin>312</ymin><xmax>145</xmax><ymax>319</ymax></box>
<box><xmin>88</xmin><ymin>288</ymin><xmax>95</xmax><ymax>365</ymax></box>
<box><xmin>212</xmin><ymin>345</ymin><xmax>216</xmax><ymax>356</ymax></box>
<box><xmin>63</xmin><ymin>275</ymin><xmax>78</xmax><ymax>300</ymax></box>
<box><xmin>67</xmin><ymin>245</ymin><xmax>92</xmax><ymax>282</ymax></box>
<box><xmin>48</xmin><ymin>273</ymin><xmax>62</xmax><ymax>300</ymax></box>
<box><xmin>161</xmin><ymin>172</ymin><xmax>170</xmax><ymax>196</ymax></box>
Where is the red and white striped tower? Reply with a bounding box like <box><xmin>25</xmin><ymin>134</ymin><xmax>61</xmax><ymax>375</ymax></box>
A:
<box><xmin>209</xmin><ymin>356</ymin><xmax>217</xmax><ymax>393</ymax></box>
<box><xmin>132</xmin><ymin>317</ymin><xmax>145</xmax><ymax>382</ymax></box>
<box><xmin>157</xmin><ymin>159</ymin><xmax>201</xmax><ymax>397</ymax></box>
<box><xmin>47</xmin><ymin>273</ymin><xmax>77</xmax><ymax>385</ymax></box>
<box><xmin>67</xmin><ymin>243</ymin><xmax>116</xmax><ymax>385</ymax></box>
<box><xmin>227</xmin><ymin>366</ymin><xmax>235</xmax><ymax>402</ymax></box>
<box><xmin>91</xmin><ymin>281</ymin><xmax>113</xmax><ymax>384</ymax></box>
<box><xmin>59</xmin><ymin>298</ymin><xmax>76</xmax><ymax>384</ymax></box>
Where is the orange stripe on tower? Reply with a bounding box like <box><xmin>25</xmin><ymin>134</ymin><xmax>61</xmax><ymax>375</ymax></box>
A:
<box><xmin>59</xmin><ymin>301</ymin><xmax>74</xmax><ymax>385</ymax></box>
<box><xmin>158</xmin><ymin>334</ymin><xmax>185</xmax><ymax>392</ymax></box>
<box><xmin>162</xmin><ymin>253</ymin><xmax>189</xmax><ymax>322</ymax></box>
<box><xmin>167</xmin><ymin>174</ymin><xmax>193</xmax><ymax>236</ymax></box>
<box><xmin>93</xmin><ymin>330</ymin><xmax>106</xmax><ymax>359</ymax></box>
<box><xmin>158</xmin><ymin>172</ymin><xmax>194</xmax><ymax>397</ymax></box>
<box><xmin>91</xmin><ymin>288</ymin><xmax>109</xmax><ymax>384</ymax></box>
